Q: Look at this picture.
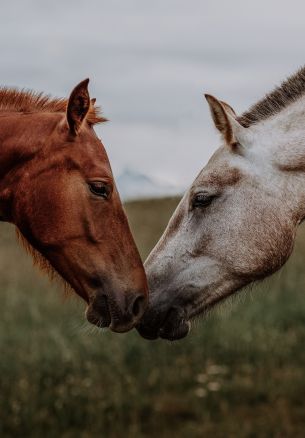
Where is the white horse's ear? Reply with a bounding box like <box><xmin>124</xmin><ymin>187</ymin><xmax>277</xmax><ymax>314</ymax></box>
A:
<box><xmin>204</xmin><ymin>94</ymin><xmax>250</xmax><ymax>149</ymax></box>
<box><xmin>220</xmin><ymin>100</ymin><xmax>236</xmax><ymax>118</ymax></box>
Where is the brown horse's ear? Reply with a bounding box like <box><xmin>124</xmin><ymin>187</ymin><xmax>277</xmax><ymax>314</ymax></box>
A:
<box><xmin>204</xmin><ymin>94</ymin><xmax>250</xmax><ymax>148</ymax></box>
<box><xmin>67</xmin><ymin>79</ymin><xmax>91</xmax><ymax>135</ymax></box>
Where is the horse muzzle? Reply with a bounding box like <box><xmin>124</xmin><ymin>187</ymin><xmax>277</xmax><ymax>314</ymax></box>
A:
<box><xmin>86</xmin><ymin>291</ymin><xmax>147</xmax><ymax>333</ymax></box>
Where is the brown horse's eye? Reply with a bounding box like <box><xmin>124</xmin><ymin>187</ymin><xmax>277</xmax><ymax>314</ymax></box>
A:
<box><xmin>192</xmin><ymin>192</ymin><xmax>216</xmax><ymax>209</ymax></box>
<box><xmin>88</xmin><ymin>181</ymin><xmax>111</xmax><ymax>199</ymax></box>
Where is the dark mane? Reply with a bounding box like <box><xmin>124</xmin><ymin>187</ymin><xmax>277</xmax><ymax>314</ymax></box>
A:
<box><xmin>238</xmin><ymin>66</ymin><xmax>305</xmax><ymax>128</ymax></box>
<box><xmin>0</xmin><ymin>87</ymin><xmax>107</xmax><ymax>125</ymax></box>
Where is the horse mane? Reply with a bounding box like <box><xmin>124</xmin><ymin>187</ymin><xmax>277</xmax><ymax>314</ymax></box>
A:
<box><xmin>238</xmin><ymin>66</ymin><xmax>305</xmax><ymax>128</ymax></box>
<box><xmin>0</xmin><ymin>87</ymin><xmax>107</xmax><ymax>125</ymax></box>
<box><xmin>15</xmin><ymin>228</ymin><xmax>74</xmax><ymax>296</ymax></box>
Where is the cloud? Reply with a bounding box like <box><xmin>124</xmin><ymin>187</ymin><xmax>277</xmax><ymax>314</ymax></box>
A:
<box><xmin>0</xmin><ymin>0</ymin><xmax>304</xmax><ymax>190</ymax></box>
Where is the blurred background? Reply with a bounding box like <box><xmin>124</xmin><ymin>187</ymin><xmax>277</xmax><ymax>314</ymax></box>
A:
<box><xmin>1</xmin><ymin>0</ymin><xmax>305</xmax><ymax>436</ymax></box>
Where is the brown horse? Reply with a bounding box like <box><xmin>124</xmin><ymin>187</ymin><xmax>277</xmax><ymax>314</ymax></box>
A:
<box><xmin>0</xmin><ymin>79</ymin><xmax>148</xmax><ymax>333</ymax></box>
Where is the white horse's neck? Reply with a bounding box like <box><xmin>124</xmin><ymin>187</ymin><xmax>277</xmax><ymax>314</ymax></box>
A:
<box><xmin>251</xmin><ymin>94</ymin><xmax>305</xmax><ymax>153</ymax></box>
<box><xmin>238</xmin><ymin>94</ymin><xmax>305</xmax><ymax>223</ymax></box>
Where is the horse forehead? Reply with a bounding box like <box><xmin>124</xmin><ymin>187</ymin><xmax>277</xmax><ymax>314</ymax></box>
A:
<box><xmin>39</xmin><ymin>131</ymin><xmax>112</xmax><ymax>178</ymax></box>
<box><xmin>69</xmin><ymin>132</ymin><xmax>112</xmax><ymax>172</ymax></box>
<box><xmin>195</xmin><ymin>151</ymin><xmax>243</xmax><ymax>188</ymax></box>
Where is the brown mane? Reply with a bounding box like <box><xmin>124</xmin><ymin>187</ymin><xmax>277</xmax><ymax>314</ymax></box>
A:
<box><xmin>238</xmin><ymin>66</ymin><xmax>305</xmax><ymax>128</ymax></box>
<box><xmin>0</xmin><ymin>87</ymin><xmax>107</xmax><ymax>125</ymax></box>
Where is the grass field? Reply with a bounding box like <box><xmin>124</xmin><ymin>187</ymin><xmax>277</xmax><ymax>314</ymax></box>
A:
<box><xmin>1</xmin><ymin>197</ymin><xmax>305</xmax><ymax>437</ymax></box>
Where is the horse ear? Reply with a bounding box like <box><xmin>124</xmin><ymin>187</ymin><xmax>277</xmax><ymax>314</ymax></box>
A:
<box><xmin>204</xmin><ymin>94</ymin><xmax>249</xmax><ymax>148</ymax></box>
<box><xmin>67</xmin><ymin>79</ymin><xmax>91</xmax><ymax>135</ymax></box>
<box><xmin>220</xmin><ymin>100</ymin><xmax>236</xmax><ymax>118</ymax></box>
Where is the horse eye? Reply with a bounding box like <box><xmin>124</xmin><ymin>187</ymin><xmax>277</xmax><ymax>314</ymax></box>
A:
<box><xmin>192</xmin><ymin>193</ymin><xmax>216</xmax><ymax>209</ymax></box>
<box><xmin>88</xmin><ymin>182</ymin><xmax>111</xmax><ymax>198</ymax></box>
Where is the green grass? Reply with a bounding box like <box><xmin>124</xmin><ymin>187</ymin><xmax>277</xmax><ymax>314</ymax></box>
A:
<box><xmin>1</xmin><ymin>197</ymin><xmax>305</xmax><ymax>437</ymax></box>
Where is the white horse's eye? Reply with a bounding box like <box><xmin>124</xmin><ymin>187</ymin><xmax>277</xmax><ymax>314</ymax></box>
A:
<box><xmin>192</xmin><ymin>193</ymin><xmax>216</xmax><ymax>209</ymax></box>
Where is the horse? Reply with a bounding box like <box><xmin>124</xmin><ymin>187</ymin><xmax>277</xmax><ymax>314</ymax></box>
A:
<box><xmin>0</xmin><ymin>79</ymin><xmax>148</xmax><ymax>333</ymax></box>
<box><xmin>137</xmin><ymin>66</ymin><xmax>305</xmax><ymax>341</ymax></box>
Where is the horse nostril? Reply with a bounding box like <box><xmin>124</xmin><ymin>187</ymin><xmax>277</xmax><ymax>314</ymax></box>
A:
<box><xmin>131</xmin><ymin>295</ymin><xmax>146</xmax><ymax>319</ymax></box>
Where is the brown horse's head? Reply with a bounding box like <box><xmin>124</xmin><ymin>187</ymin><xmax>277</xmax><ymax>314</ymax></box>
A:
<box><xmin>0</xmin><ymin>79</ymin><xmax>148</xmax><ymax>332</ymax></box>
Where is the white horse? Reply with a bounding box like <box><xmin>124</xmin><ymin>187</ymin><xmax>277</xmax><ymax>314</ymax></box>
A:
<box><xmin>138</xmin><ymin>66</ymin><xmax>305</xmax><ymax>341</ymax></box>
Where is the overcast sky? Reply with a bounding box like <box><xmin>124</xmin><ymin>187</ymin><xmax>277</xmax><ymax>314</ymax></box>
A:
<box><xmin>1</xmin><ymin>0</ymin><xmax>305</xmax><ymax>187</ymax></box>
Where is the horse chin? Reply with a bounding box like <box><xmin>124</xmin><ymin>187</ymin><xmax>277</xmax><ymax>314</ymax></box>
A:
<box><xmin>85</xmin><ymin>299</ymin><xmax>111</xmax><ymax>329</ymax></box>
<box><xmin>159</xmin><ymin>319</ymin><xmax>191</xmax><ymax>341</ymax></box>
<box><xmin>137</xmin><ymin>307</ymin><xmax>191</xmax><ymax>341</ymax></box>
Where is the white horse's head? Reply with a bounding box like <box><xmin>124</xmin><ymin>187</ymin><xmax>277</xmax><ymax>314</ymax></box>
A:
<box><xmin>138</xmin><ymin>69</ymin><xmax>305</xmax><ymax>340</ymax></box>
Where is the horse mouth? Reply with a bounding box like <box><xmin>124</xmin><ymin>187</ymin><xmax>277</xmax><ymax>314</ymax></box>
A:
<box><xmin>159</xmin><ymin>319</ymin><xmax>190</xmax><ymax>340</ymax></box>
<box><xmin>137</xmin><ymin>307</ymin><xmax>191</xmax><ymax>341</ymax></box>
<box><xmin>86</xmin><ymin>295</ymin><xmax>112</xmax><ymax>328</ymax></box>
